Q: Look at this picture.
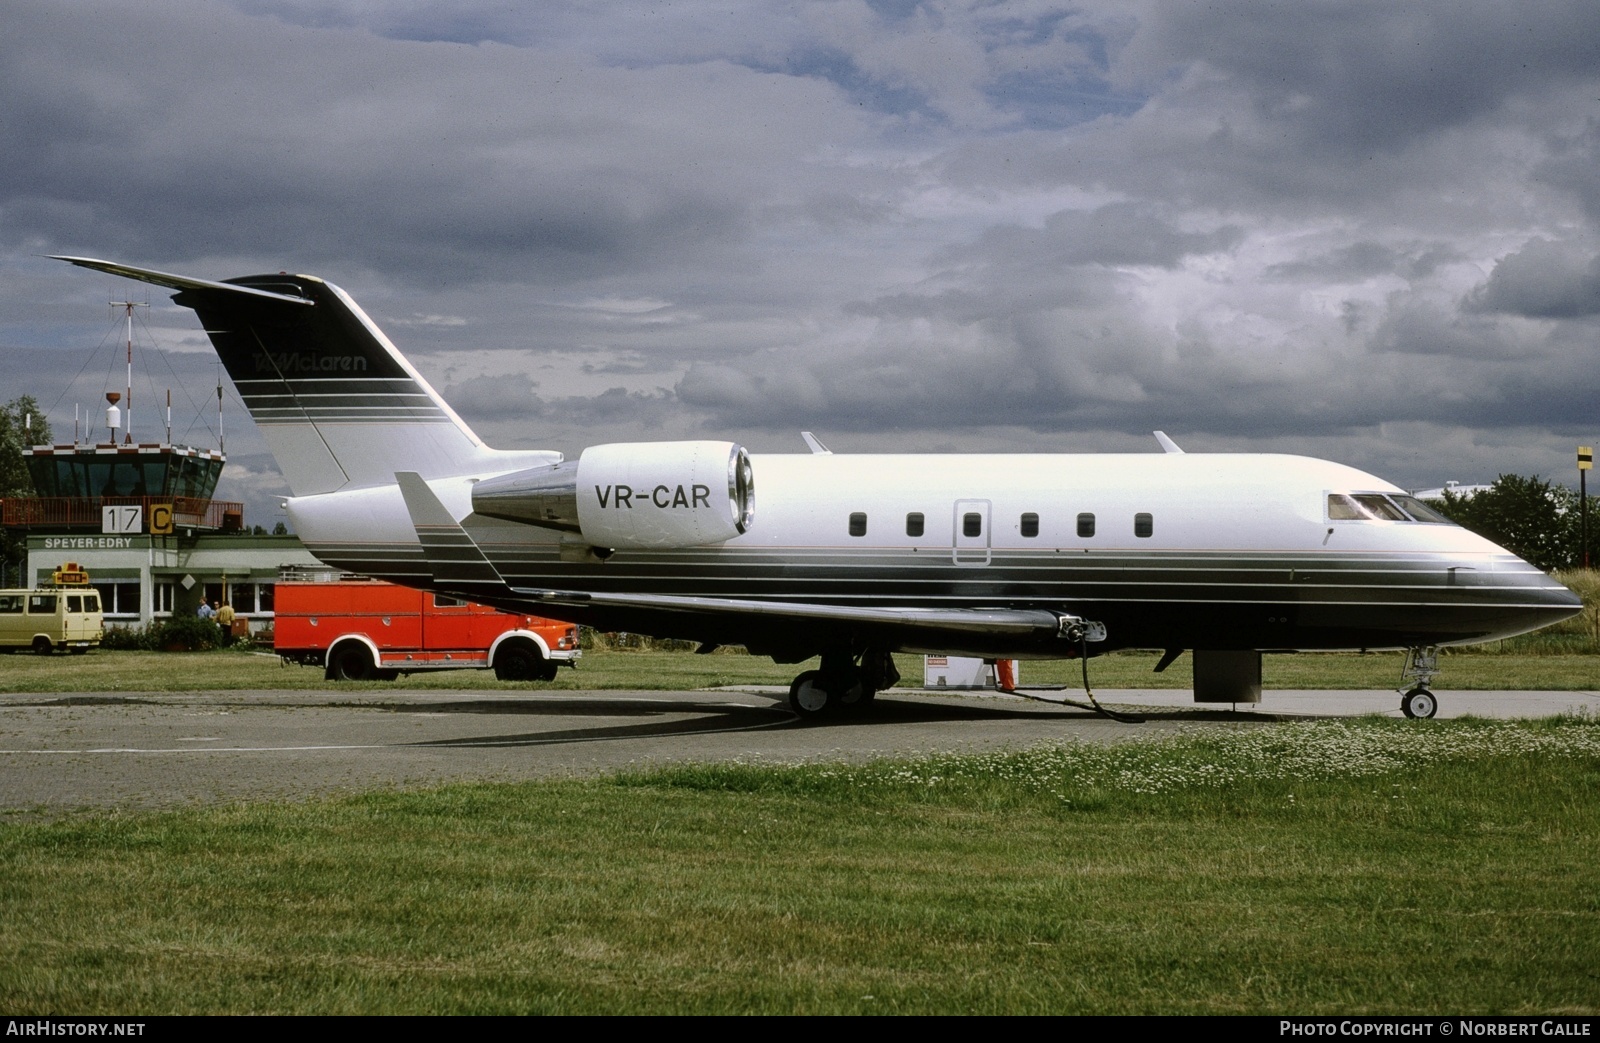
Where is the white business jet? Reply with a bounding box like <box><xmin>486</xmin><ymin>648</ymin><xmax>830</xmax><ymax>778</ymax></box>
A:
<box><xmin>55</xmin><ymin>257</ymin><xmax>1583</xmax><ymax>719</ymax></box>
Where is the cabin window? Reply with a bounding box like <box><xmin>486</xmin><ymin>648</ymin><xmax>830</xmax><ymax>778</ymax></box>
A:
<box><xmin>28</xmin><ymin>595</ymin><xmax>57</xmax><ymax>615</ymax></box>
<box><xmin>0</xmin><ymin>595</ymin><xmax>21</xmax><ymax>614</ymax></box>
<box><xmin>67</xmin><ymin>596</ymin><xmax>83</xmax><ymax>613</ymax></box>
<box><xmin>849</xmin><ymin>512</ymin><xmax>868</xmax><ymax>537</ymax></box>
<box><xmin>962</xmin><ymin>513</ymin><xmax>982</xmax><ymax>538</ymax></box>
<box><xmin>85</xmin><ymin>594</ymin><xmax>100</xmax><ymax>613</ymax></box>
<box><xmin>1020</xmin><ymin>513</ymin><xmax>1039</xmax><ymax>538</ymax></box>
<box><xmin>1135</xmin><ymin>513</ymin><xmax>1153</xmax><ymax>538</ymax></box>
<box><xmin>433</xmin><ymin>594</ymin><xmax>467</xmax><ymax>608</ymax></box>
<box><xmin>1077</xmin><ymin>512</ymin><xmax>1096</xmax><ymax>538</ymax></box>
<box><xmin>906</xmin><ymin>512</ymin><xmax>924</xmax><ymax>537</ymax></box>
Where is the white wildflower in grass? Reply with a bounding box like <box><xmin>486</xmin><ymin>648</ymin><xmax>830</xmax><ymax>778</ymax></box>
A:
<box><xmin>697</xmin><ymin>718</ymin><xmax>1600</xmax><ymax>799</ymax></box>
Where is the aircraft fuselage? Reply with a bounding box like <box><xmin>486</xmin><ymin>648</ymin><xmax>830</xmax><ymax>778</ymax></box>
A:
<box><xmin>288</xmin><ymin>451</ymin><xmax>1578</xmax><ymax>661</ymax></box>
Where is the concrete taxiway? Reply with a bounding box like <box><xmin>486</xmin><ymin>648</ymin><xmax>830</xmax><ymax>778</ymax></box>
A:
<box><xmin>0</xmin><ymin>686</ymin><xmax>1594</xmax><ymax>814</ymax></box>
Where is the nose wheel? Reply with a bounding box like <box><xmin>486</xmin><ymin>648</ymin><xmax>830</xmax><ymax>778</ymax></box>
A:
<box><xmin>1399</xmin><ymin>646</ymin><xmax>1441</xmax><ymax>719</ymax></box>
<box><xmin>1401</xmin><ymin>686</ymin><xmax>1438</xmax><ymax>719</ymax></box>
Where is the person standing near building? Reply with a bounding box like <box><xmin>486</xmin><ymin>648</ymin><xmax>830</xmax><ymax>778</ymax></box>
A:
<box><xmin>216</xmin><ymin>601</ymin><xmax>236</xmax><ymax>645</ymax></box>
<box><xmin>198</xmin><ymin>600</ymin><xmax>216</xmax><ymax>620</ymax></box>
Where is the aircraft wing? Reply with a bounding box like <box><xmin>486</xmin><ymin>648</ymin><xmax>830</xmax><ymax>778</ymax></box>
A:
<box><xmin>506</xmin><ymin>587</ymin><xmax>1066</xmax><ymax>636</ymax></box>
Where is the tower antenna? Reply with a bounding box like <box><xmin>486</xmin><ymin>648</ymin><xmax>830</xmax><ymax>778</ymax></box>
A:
<box><xmin>110</xmin><ymin>298</ymin><xmax>148</xmax><ymax>443</ymax></box>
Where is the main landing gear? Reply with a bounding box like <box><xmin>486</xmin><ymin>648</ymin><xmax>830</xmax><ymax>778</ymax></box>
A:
<box><xmin>1399</xmin><ymin>646</ymin><xmax>1440</xmax><ymax>719</ymax></box>
<box><xmin>788</xmin><ymin>650</ymin><xmax>899</xmax><ymax>720</ymax></box>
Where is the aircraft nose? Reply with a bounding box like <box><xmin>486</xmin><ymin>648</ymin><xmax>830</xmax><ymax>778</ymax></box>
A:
<box><xmin>1489</xmin><ymin>557</ymin><xmax>1584</xmax><ymax>638</ymax></box>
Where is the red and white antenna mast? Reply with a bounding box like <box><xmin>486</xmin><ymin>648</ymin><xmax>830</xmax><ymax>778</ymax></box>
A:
<box><xmin>110</xmin><ymin>298</ymin><xmax>147</xmax><ymax>443</ymax></box>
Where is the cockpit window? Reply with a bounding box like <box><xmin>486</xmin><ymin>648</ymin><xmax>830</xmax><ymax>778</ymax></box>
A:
<box><xmin>1327</xmin><ymin>494</ymin><xmax>1370</xmax><ymax>520</ymax></box>
<box><xmin>1354</xmin><ymin>494</ymin><xmax>1408</xmax><ymax>521</ymax></box>
<box><xmin>1389</xmin><ymin>495</ymin><xmax>1453</xmax><ymax>524</ymax></box>
<box><xmin>1328</xmin><ymin>492</ymin><xmax>1456</xmax><ymax>524</ymax></box>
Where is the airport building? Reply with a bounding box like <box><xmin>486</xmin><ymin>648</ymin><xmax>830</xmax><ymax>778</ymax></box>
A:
<box><xmin>5</xmin><ymin>440</ymin><xmax>320</xmax><ymax>630</ymax></box>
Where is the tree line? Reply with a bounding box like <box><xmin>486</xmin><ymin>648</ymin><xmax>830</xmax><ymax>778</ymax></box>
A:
<box><xmin>1428</xmin><ymin>473</ymin><xmax>1597</xmax><ymax>573</ymax></box>
<box><xmin>0</xmin><ymin>395</ymin><xmax>51</xmax><ymax>585</ymax></box>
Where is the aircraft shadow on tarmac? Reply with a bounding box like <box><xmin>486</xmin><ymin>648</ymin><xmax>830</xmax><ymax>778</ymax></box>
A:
<box><xmin>393</xmin><ymin>693</ymin><xmax>1283</xmax><ymax>750</ymax></box>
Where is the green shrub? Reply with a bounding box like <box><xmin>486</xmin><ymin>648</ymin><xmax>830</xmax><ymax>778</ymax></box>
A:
<box><xmin>99</xmin><ymin>623</ymin><xmax>158</xmax><ymax>651</ymax></box>
<box><xmin>152</xmin><ymin>615</ymin><xmax>225</xmax><ymax>652</ymax></box>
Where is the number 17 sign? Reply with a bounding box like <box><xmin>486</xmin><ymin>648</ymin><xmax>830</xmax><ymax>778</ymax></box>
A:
<box><xmin>101</xmin><ymin>505</ymin><xmax>142</xmax><ymax>534</ymax></box>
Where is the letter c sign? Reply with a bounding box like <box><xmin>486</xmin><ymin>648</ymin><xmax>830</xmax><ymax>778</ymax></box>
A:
<box><xmin>150</xmin><ymin>503</ymin><xmax>175</xmax><ymax>535</ymax></box>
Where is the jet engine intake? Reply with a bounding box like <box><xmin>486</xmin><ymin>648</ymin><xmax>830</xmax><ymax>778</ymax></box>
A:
<box><xmin>472</xmin><ymin>440</ymin><xmax>754</xmax><ymax>549</ymax></box>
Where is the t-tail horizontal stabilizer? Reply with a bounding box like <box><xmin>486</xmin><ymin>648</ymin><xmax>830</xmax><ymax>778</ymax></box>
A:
<box><xmin>395</xmin><ymin>471</ymin><xmax>509</xmax><ymax>599</ymax></box>
<box><xmin>54</xmin><ymin>256</ymin><xmax>562</xmax><ymax>497</ymax></box>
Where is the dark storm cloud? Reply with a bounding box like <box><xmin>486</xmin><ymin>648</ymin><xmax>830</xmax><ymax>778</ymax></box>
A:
<box><xmin>442</xmin><ymin>372</ymin><xmax>675</xmax><ymax>430</ymax></box>
<box><xmin>1264</xmin><ymin>242</ymin><xmax>1429</xmax><ymax>282</ymax></box>
<box><xmin>5</xmin><ymin>0</ymin><xmax>1598</xmax><ymax>497</ymax></box>
<box><xmin>438</xmin><ymin>373</ymin><xmax>547</xmax><ymax>423</ymax></box>
<box><xmin>955</xmin><ymin>203</ymin><xmax>1243</xmax><ymax>271</ymax></box>
<box><xmin>1119</xmin><ymin>0</ymin><xmax>1600</xmax><ymax>157</ymax></box>
<box><xmin>0</xmin><ymin>2</ymin><xmax>858</xmax><ymax>287</ymax></box>
<box><xmin>1464</xmin><ymin>239</ymin><xmax>1600</xmax><ymax>318</ymax></box>
<box><xmin>1537</xmin><ymin>120</ymin><xmax>1600</xmax><ymax>225</ymax></box>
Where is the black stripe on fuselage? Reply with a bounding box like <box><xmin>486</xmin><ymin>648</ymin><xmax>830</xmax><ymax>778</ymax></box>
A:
<box><xmin>299</xmin><ymin>540</ymin><xmax>1569</xmax><ymax>652</ymax></box>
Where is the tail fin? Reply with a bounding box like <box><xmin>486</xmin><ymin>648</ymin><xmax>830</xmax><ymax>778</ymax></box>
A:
<box><xmin>53</xmin><ymin>257</ymin><xmax>557</xmax><ymax>495</ymax></box>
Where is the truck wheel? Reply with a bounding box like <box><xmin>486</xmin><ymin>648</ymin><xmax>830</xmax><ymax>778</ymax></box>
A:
<box><xmin>327</xmin><ymin>643</ymin><xmax>376</xmax><ymax>681</ymax></box>
<box><xmin>493</xmin><ymin>643</ymin><xmax>544</xmax><ymax>682</ymax></box>
<box><xmin>32</xmin><ymin>637</ymin><xmax>52</xmax><ymax>656</ymax></box>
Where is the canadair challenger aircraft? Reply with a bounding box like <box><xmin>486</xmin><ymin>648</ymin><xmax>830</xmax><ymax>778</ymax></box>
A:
<box><xmin>57</xmin><ymin>257</ymin><xmax>1582</xmax><ymax>720</ymax></box>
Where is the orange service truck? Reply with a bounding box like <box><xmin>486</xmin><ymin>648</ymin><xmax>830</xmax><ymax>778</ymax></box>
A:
<box><xmin>273</xmin><ymin>567</ymin><xmax>580</xmax><ymax>682</ymax></box>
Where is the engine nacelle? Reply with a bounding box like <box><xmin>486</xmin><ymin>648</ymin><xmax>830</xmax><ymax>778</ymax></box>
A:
<box><xmin>471</xmin><ymin>440</ymin><xmax>754</xmax><ymax>550</ymax></box>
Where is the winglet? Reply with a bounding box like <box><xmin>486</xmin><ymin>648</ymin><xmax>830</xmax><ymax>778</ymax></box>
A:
<box><xmin>801</xmin><ymin>431</ymin><xmax>832</xmax><ymax>455</ymax></box>
<box><xmin>395</xmin><ymin>472</ymin><xmax>507</xmax><ymax>596</ymax></box>
<box><xmin>1153</xmin><ymin>431</ymin><xmax>1184</xmax><ymax>454</ymax></box>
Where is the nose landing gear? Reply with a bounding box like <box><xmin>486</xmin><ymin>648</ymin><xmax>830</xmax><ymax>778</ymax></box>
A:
<box><xmin>1399</xmin><ymin>646</ymin><xmax>1440</xmax><ymax>719</ymax></box>
<box><xmin>1401</xmin><ymin>686</ymin><xmax>1438</xmax><ymax>719</ymax></box>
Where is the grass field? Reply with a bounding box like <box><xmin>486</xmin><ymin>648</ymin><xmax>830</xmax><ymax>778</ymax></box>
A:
<box><xmin>2</xmin><ymin>578</ymin><xmax>1593</xmax><ymax>1013</ymax></box>
<box><xmin>2</xmin><ymin>717</ymin><xmax>1597</xmax><ymax>1014</ymax></box>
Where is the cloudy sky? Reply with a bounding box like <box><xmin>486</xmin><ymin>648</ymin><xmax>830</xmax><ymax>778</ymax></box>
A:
<box><xmin>4</xmin><ymin>0</ymin><xmax>1598</xmax><ymax>526</ymax></box>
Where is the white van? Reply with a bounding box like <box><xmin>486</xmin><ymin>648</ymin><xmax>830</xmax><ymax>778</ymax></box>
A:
<box><xmin>0</xmin><ymin>587</ymin><xmax>105</xmax><ymax>654</ymax></box>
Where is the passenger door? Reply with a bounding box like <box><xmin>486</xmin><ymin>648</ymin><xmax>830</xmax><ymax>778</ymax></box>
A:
<box><xmin>952</xmin><ymin>499</ymin><xmax>992</xmax><ymax>566</ymax></box>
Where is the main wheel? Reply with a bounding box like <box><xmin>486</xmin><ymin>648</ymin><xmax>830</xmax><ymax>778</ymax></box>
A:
<box><xmin>493</xmin><ymin>643</ymin><xmax>545</xmax><ymax>682</ymax></box>
<box><xmin>830</xmin><ymin>667</ymin><xmax>869</xmax><ymax>711</ymax></box>
<box><xmin>789</xmin><ymin>670</ymin><xmax>832</xmax><ymax>719</ymax></box>
<box><xmin>327</xmin><ymin>643</ymin><xmax>376</xmax><ymax>681</ymax></box>
<box><xmin>1401</xmin><ymin>686</ymin><xmax>1438</xmax><ymax>719</ymax></box>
